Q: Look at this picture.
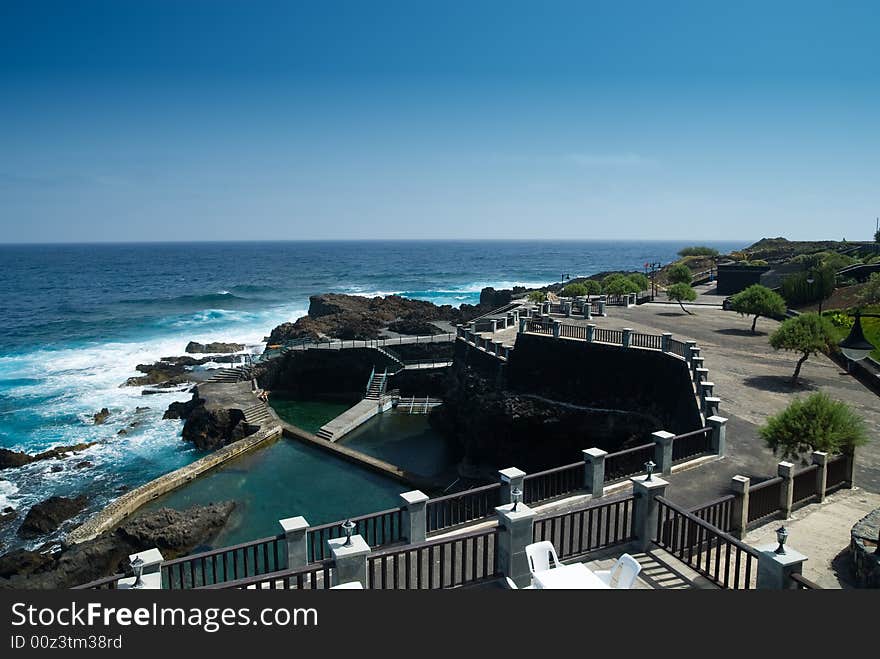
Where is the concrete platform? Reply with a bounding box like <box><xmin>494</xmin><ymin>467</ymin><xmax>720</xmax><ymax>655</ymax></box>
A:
<box><xmin>317</xmin><ymin>397</ymin><xmax>390</xmax><ymax>442</ymax></box>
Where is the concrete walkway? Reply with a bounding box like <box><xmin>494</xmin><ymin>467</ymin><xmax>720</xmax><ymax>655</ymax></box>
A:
<box><xmin>744</xmin><ymin>488</ymin><xmax>880</xmax><ymax>588</ymax></box>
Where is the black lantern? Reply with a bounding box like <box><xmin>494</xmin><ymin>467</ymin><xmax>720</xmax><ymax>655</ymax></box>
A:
<box><xmin>839</xmin><ymin>311</ymin><xmax>876</xmax><ymax>362</ymax></box>
<box><xmin>775</xmin><ymin>525</ymin><xmax>789</xmax><ymax>555</ymax></box>
<box><xmin>644</xmin><ymin>460</ymin><xmax>656</xmax><ymax>481</ymax></box>
<box><xmin>511</xmin><ymin>487</ymin><xmax>523</xmax><ymax>512</ymax></box>
<box><xmin>130</xmin><ymin>556</ymin><xmax>145</xmax><ymax>589</ymax></box>
<box><xmin>342</xmin><ymin>519</ymin><xmax>356</xmax><ymax>547</ymax></box>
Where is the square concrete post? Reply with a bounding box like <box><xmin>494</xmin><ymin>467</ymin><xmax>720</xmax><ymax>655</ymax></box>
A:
<box><xmin>691</xmin><ymin>356</ymin><xmax>705</xmax><ymax>381</ymax></box>
<box><xmin>542</xmin><ymin>301</ymin><xmax>551</xmax><ymax>315</ymax></box>
<box><xmin>328</xmin><ymin>535</ymin><xmax>370</xmax><ymax>587</ymax></box>
<box><xmin>652</xmin><ymin>430</ymin><xmax>676</xmax><ymax>476</ymax></box>
<box><xmin>582</xmin><ymin>448</ymin><xmax>607</xmax><ymax>498</ymax></box>
<box><xmin>811</xmin><ymin>452</ymin><xmax>829</xmax><ymax>503</ymax></box>
<box><xmin>756</xmin><ymin>542</ymin><xmax>808</xmax><ymax>590</ymax></box>
<box><xmin>583</xmin><ymin>302</ymin><xmax>592</xmax><ymax>320</ymax></box>
<box><xmin>119</xmin><ymin>548</ymin><xmax>165</xmax><ymax>589</ymax></box>
<box><xmin>456</xmin><ymin>324</ymin><xmax>465</xmax><ymax>338</ymax></box>
<box><xmin>685</xmin><ymin>341</ymin><xmax>698</xmax><ymax>366</ymax></box>
<box><xmin>690</xmin><ymin>346</ymin><xmax>701</xmax><ymax>361</ymax></box>
<box><xmin>730</xmin><ymin>476</ymin><xmax>750</xmax><ymax>539</ymax></box>
<box><xmin>499</xmin><ymin>467</ymin><xmax>526</xmax><ymax>505</ymax></box>
<box><xmin>707</xmin><ymin>415</ymin><xmax>727</xmax><ymax>456</ymax></box>
<box><xmin>564</xmin><ymin>301</ymin><xmax>572</xmax><ymax>317</ymax></box>
<box><xmin>703</xmin><ymin>397</ymin><xmax>721</xmax><ymax>418</ymax></box>
<box><xmin>778</xmin><ymin>462</ymin><xmax>795</xmax><ymax>519</ymax></box>
<box><xmin>661</xmin><ymin>332</ymin><xmax>672</xmax><ymax>353</ymax></box>
<box><xmin>519</xmin><ymin>317</ymin><xmax>527</xmax><ymax>333</ymax></box>
<box><xmin>279</xmin><ymin>516</ymin><xmax>310</xmax><ymax>569</ymax></box>
<box><xmin>552</xmin><ymin>320</ymin><xmax>561</xmax><ymax>339</ymax></box>
<box><xmin>622</xmin><ymin>328</ymin><xmax>632</xmax><ymax>348</ymax></box>
<box><xmin>400</xmin><ymin>490</ymin><xmax>429</xmax><ymax>544</ymax></box>
<box><xmin>586</xmin><ymin>323</ymin><xmax>596</xmax><ymax>342</ymax></box>
<box><xmin>129</xmin><ymin>548</ymin><xmax>164</xmax><ymax>575</ymax></box>
<box><xmin>631</xmin><ymin>474</ymin><xmax>669</xmax><ymax>551</ymax></box>
<box><xmin>495</xmin><ymin>503</ymin><xmax>537</xmax><ymax>588</ymax></box>
<box><xmin>699</xmin><ymin>381</ymin><xmax>714</xmax><ymax>406</ymax></box>
<box><xmin>695</xmin><ymin>367</ymin><xmax>710</xmax><ymax>383</ymax></box>
<box><xmin>598</xmin><ymin>299</ymin><xmax>606</xmax><ymax>316</ymax></box>
<box><xmin>623</xmin><ymin>294</ymin><xmax>632</xmax><ymax>308</ymax></box>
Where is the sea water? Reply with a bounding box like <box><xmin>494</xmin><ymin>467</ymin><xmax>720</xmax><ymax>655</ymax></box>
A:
<box><xmin>0</xmin><ymin>240</ymin><xmax>746</xmax><ymax>550</ymax></box>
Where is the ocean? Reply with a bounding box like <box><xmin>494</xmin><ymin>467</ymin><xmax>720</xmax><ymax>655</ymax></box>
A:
<box><xmin>0</xmin><ymin>240</ymin><xmax>746</xmax><ymax>550</ymax></box>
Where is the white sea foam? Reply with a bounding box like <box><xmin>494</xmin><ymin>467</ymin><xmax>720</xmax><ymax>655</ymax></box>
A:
<box><xmin>0</xmin><ymin>479</ymin><xmax>19</xmax><ymax>510</ymax></box>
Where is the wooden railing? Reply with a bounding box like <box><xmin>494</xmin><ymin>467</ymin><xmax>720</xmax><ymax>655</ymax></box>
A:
<box><xmin>747</xmin><ymin>477</ymin><xmax>783</xmax><ymax>526</ymax></box>
<box><xmin>71</xmin><ymin>573</ymin><xmax>125</xmax><ymax>590</ymax></box>
<box><xmin>655</xmin><ymin>496</ymin><xmax>759</xmax><ymax>589</ymax></box>
<box><xmin>532</xmin><ymin>495</ymin><xmax>635</xmax><ymax>561</ymax></box>
<box><xmin>307</xmin><ymin>507</ymin><xmax>403</xmax><ymax>562</ymax></box>
<box><xmin>790</xmin><ymin>573</ymin><xmax>822</xmax><ymax>590</ymax></box>
<box><xmin>792</xmin><ymin>464</ymin><xmax>820</xmax><ymax>508</ymax></box>
<box><xmin>825</xmin><ymin>454</ymin><xmax>849</xmax><ymax>493</ymax></box>
<box><xmin>200</xmin><ymin>560</ymin><xmax>334</xmax><ymax>590</ymax></box>
<box><xmin>161</xmin><ymin>534</ymin><xmax>286</xmax><ymax>589</ymax></box>
<box><xmin>671</xmin><ymin>427</ymin><xmax>713</xmax><ymax>463</ymax></box>
<box><xmin>426</xmin><ymin>483</ymin><xmax>501</xmax><ymax>534</ymax></box>
<box><xmin>523</xmin><ymin>461</ymin><xmax>583</xmax><ymax>505</ymax></box>
<box><xmin>366</xmin><ymin>527</ymin><xmax>499</xmax><ymax>589</ymax></box>
<box><xmin>604</xmin><ymin>443</ymin><xmax>655</xmax><ymax>483</ymax></box>
<box><xmin>689</xmin><ymin>495</ymin><xmax>734</xmax><ymax>533</ymax></box>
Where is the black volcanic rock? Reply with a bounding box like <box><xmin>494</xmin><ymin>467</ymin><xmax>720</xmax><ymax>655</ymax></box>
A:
<box><xmin>17</xmin><ymin>496</ymin><xmax>89</xmax><ymax>539</ymax></box>
<box><xmin>92</xmin><ymin>408</ymin><xmax>111</xmax><ymax>424</ymax></box>
<box><xmin>0</xmin><ymin>502</ymin><xmax>236</xmax><ymax>589</ymax></box>
<box><xmin>0</xmin><ymin>442</ymin><xmax>101</xmax><ymax>471</ymax></box>
<box><xmin>185</xmin><ymin>341</ymin><xmax>244</xmax><ymax>354</ymax></box>
<box><xmin>162</xmin><ymin>390</ymin><xmax>204</xmax><ymax>420</ymax></box>
<box><xmin>181</xmin><ymin>406</ymin><xmax>252</xmax><ymax>451</ymax></box>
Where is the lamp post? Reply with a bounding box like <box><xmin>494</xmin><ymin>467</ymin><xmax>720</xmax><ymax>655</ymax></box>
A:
<box><xmin>130</xmin><ymin>556</ymin><xmax>145</xmax><ymax>589</ymax></box>
<box><xmin>341</xmin><ymin>519</ymin><xmax>356</xmax><ymax>547</ymax></box>
<box><xmin>774</xmin><ymin>525</ymin><xmax>789</xmax><ymax>555</ymax></box>
<box><xmin>644</xmin><ymin>460</ymin><xmax>656</xmax><ymax>482</ymax></box>
<box><xmin>838</xmin><ymin>310</ymin><xmax>879</xmax><ymax>363</ymax></box>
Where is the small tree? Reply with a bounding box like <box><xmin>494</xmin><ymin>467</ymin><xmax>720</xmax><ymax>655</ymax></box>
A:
<box><xmin>768</xmin><ymin>313</ymin><xmax>836</xmax><ymax>384</ymax></box>
<box><xmin>858</xmin><ymin>272</ymin><xmax>880</xmax><ymax>305</ymax></box>
<box><xmin>561</xmin><ymin>282</ymin><xmax>588</xmax><ymax>298</ymax></box>
<box><xmin>604</xmin><ymin>275</ymin><xmax>639</xmax><ymax>296</ymax></box>
<box><xmin>527</xmin><ymin>291</ymin><xmax>547</xmax><ymax>303</ymax></box>
<box><xmin>667</xmin><ymin>263</ymin><xmax>693</xmax><ymax>285</ymax></box>
<box><xmin>728</xmin><ymin>284</ymin><xmax>787</xmax><ymax>333</ymax></box>
<box><xmin>666</xmin><ymin>283</ymin><xmax>697</xmax><ymax>314</ymax></box>
<box><xmin>759</xmin><ymin>392</ymin><xmax>868</xmax><ymax>462</ymax></box>
<box><xmin>582</xmin><ymin>279</ymin><xmax>603</xmax><ymax>295</ymax></box>
<box><xmin>628</xmin><ymin>273</ymin><xmax>650</xmax><ymax>292</ymax></box>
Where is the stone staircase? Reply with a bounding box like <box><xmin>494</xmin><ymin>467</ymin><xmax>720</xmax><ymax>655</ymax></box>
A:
<box><xmin>365</xmin><ymin>368</ymin><xmax>388</xmax><ymax>400</ymax></box>
<box><xmin>242</xmin><ymin>401</ymin><xmax>273</xmax><ymax>428</ymax></box>
<box><xmin>208</xmin><ymin>364</ymin><xmax>253</xmax><ymax>383</ymax></box>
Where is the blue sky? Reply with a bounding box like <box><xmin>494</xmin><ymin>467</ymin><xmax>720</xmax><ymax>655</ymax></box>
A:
<box><xmin>1</xmin><ymin>1</ymin><xmax>879</xmax><ymax>242</ymax></box>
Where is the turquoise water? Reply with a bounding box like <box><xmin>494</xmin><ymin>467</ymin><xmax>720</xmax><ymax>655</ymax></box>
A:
<box><xmin>342</xmin><ymin>410</ymin><xmax>459</xmax><ymax>483</ymax></box>
<box><xmin>268</xmin><ymin>397</ymin><xmax>352</xmax><ymax>434</ymax></box>
<box><xmin>140</xmin><ymin>437</ymin><xmax>407</xmax><ymax>549</ymax></box>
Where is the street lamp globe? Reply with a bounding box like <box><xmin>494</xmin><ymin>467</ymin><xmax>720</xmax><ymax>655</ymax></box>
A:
<box><xmin>839</xmin><ymin>312</ymin><xmax>875</xmax><ymax>362</ymax></box>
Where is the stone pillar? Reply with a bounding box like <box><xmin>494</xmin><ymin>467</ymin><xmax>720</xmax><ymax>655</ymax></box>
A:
<box><xmin>495</xmin><ymin>503</ymin><xmax>537</xmax><ymax>588</ymax></box>
<box><xmin>499</xmin><ymin>467</ymin><xmax>526</xmax><ymax>505</ymax></box>
<box><xmin>279</xmin><ymin>516</ymin><xmax>310</xmax><ymax>569</ymax></box>
<box><xmin>707</xmin><ymin>415</ymin><xmax>727</xmax><ymax>456</ymax></box>
<box><xmin>695</xmin><ymin>367</ymin><xmax>710</xmax><ymax>383</ymax></box>
<box><xmin>622</xmin><ymin>327</ymin><xmax>632</xmax><ymax>349</ymax></box>
<box><xmin>699</xmin><ymin>381</ymin><xmax>714</xmax><ymax>406</ymax></box>
<box><xmin>400</xmin><ymin>490</ymin><xmax>429</xmax><ymax>544</ymax></box>
<box><xmin>519</xmin><ymin>317</ymin><xmax>527</xmax><ymax>333</ymax></box>
<box><xmin>661</xmin><ymin>332</ymin><xmax>672</xmax><ymax>353</ymax></box>
<box><xmin>586</xmin><ymin>323</ymin><xmax>596</xmax><ymax>342</ymax></box>
<box><xmin>631</xmin><ymin>475</ymin><xmax>669</xmax><ymax>551</ymax></box>
<box><xmin>552</xmin><ymin>320</ymin><xmax>561</xmax><ymax>339</ymax></box>
<box><xmin>652</xmin><ymin>430</ymin><xmax>676</xmax><ymax>476</ymax></box>
<box><xmin>690</xmin><ymin>346</ymin><xmax>701</xmax><ymax>361</ymax></box>
<box><xmin>583</xmin><ymin>301</ymin><xmax>592</xmax><ymax>320</ymax></box>
<box><xmin>542</xmin><ymin>301</ymin><xmax>551</xmax><ymax>315</ymax></box>
<box><xmin>778</xmin><ymin>462</ymin><xmax>795</xmax><ymax>519</ymax></box>
<box><xmin>811</xmin><ymin>452</ymin><xmax>829</xmax><ymax>503</ymax></box>
<box><xmin>730</xmin><ymin>476</ymin><xmax>750</xmax><ymax>539</ymax></box>
<box><xmin>703</xmin><ymin>397</ymin><xmax>721</xmax><ymax>418</ymax></box>
<box><xmin>582</xmin><ymin>448</ymin><xmax>607</xmax><ymax>498</ymax></box>
<box><xmin>685</xmin><ymin>340</ymin><xmax>698</xmax><ymax>365</ymax></box>
<box><xmin>598</xmin><ymin>299</ymin><xmax>606</xmax><ymax>316</ymax></box>
<box><xmin>623</xmin><ymin>294</ymin><xmax>632</xmax><ymax>308</ymax></box>
<box><xmin>564</xmin><ymin>301</ymin><xmax>572</xmax><ymax>317</ymax></box>
<box><xmin>328</xmin><ymin>535</ymin><xmax>370</xmax><ymax>587</ymax></box>
<box><xmin>456</xmin><ymin>324</ymin><xmax>465</xmax><ymax>338</ymax></box>
<box><xmin>756</xmin><ymin>542</ymin><xmax>808</xmax><ymax>590</ymax></box>
<box><xmin>691</xmin><ymin>356</ymin><xmax>705</xmax><ymax>381</ymax></box>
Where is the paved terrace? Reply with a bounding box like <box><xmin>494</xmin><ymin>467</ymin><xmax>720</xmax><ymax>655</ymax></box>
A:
<box><xmin>494</xmin><ymin>298</ymin><xmax>880</xmax><ymax>505</ymax></box>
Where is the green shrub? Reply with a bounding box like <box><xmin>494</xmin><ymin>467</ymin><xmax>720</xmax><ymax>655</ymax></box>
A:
<box><xmin>858</xmin><ymin>273</ymin><xmax>880</xmax><ymax>306</ymax></box>
<box><xmin>602</xmin><ymin>273</ymin><xmax>640</xmax><ymax>296</ymax></box>
<box><xmin>768</xmin><ymin>313</ymin><xmax>836</xmax><ymax>384</ymax></box>
<box><xmin>628</xmin><ymin>273</ymin><xmax>650</xmax><ymax>292</ymax></box>
<box><xmin>527</xmin><ymin>291</ymin><xmax>547</xmax><ymax>303</ymax></box>
<box><xmin>667</xmin><ymin>263</ymin><xmax>693</xmax><ymax>285</ymax></box>
<box><xmin>582</xmin><ymin>280</ymin><xmax>603</xmax><ymax>295</ymax></box>
<box><xmin>666</xmin><ymin>283</ymin><xmax>697</xmax><ymax>314</ymax></box>
<box><xmin>759</xmin><ymin>393</ymin><xmax>868</xmax><ymax>463</ymax></box>
<box><xmin>780</xmin><ymin>265</ymin><xmax>835</xmax><ymax>306</ymax></box>
<box><xmin>678</xmin><ymin>246</ymin><xmax>719</xmax><ymax>257</ymax></box>
<box><xmin>561</xmin><ymin>282</ymin><xmax>588</xmax><ymax>297</ymax></box>
<box><xmin>728</xmin><ymin>284</ymin><xmax>787</xmax><ymax>333</ymax></box>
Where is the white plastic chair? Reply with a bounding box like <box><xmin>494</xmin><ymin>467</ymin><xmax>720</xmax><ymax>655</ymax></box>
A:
<box><xmin>504</xmin><ymin>577</ymin><xmax>534</xmax><ymax>590</ymax></box>
<box><xmin>525</xmin><ymin>541</ymin><xmax>562</xmax><ymax>575</ymax></box>
<box><xmin>593</xmin><ymin>554</ymin><xmax>642</xmax><ymax>589</ymax></box>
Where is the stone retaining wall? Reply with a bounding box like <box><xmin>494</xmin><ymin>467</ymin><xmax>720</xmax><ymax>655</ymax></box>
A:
<box><xmin>66</xmin><ymin>423</ymin><xmax>283</xmax><ymax>544</ymax></box>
